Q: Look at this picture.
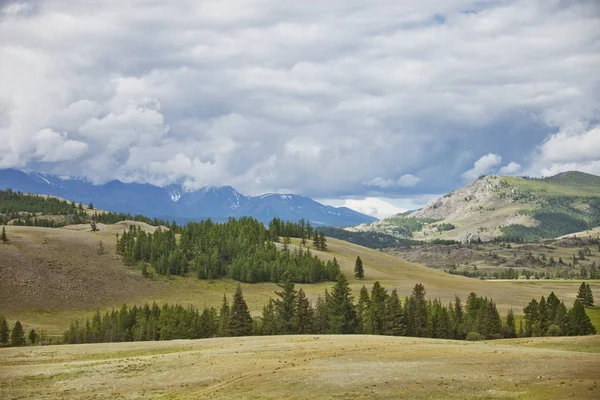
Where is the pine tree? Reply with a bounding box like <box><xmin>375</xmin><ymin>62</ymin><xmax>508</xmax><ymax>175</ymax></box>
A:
<box><xmin>327</xmin><ymin>275</ymin><xmax>357</xmax><ymax>334</ymax></box>
<box><xmin>294</xmin><ymin>289</ymin><xmax>314</xmax><ymax>334</ymax></box>
<box><xmin>217</xmin><ymin>295</ymin><xmax>230</xmax><ymax>336</ymax></box>
<box><xmin>28</xmin><ymin>329</ymin><xmax>38</xmax><ymax>345</ymax></box>
<box><xmin>354</xmin><ymin>256</ymin><xmax>364</xmax><ymax>279</ymax></box>
<box><xmin>274</xmin><ymin>280</ymin><xmax>297</xmax><ymax>334</ymax></box>
<box><xmin>312</xmin><ymin>233</ymin><xmax>320</xmax><ymax>250</ymax></box>
<box><xmin>313</xmin><ymin>294</ymin><xmax>329</xmax><ymax>334</ymax></box>
<box><xmin>569</xmin><ymin>299</ymin><xmax>596</xmax><ymax>335</ymax></box>
<box><xmin>576</xmin><ymin>282</ymin><xmax>588</xmax><ymax>305</ymax></box>
<box><xmin>365</xmin><ymin>281</ymin><xmax>387</xmax><ymax>335</ymax></box>
<box><xmin>585</xmin><ymin>284</ymin><xmax>594</xmax><ymax>307</ymax></box>
<box><xmin>407</xmin><ymin>283</ymin><xmax>428</xmax><ymax>337</ymax></box>
<box><xmin>1</xmin><ymin>226</ymin><xmax>8</xmax><ymax>243</ymax></box>
<box><xmin>319</xmin><ymin>233</ymin><xmax>327</xmax><ymax>251</ymax></box>
<box><xmin>0</xmin><ymin>316</ymin><xmax>9</xmax><ymax>345</ymax></box>
<box><xmin>502</xmin><ymin>308</ymin><xmax>517</xmax><ymax>338</ymax></box>
<box><xmin>11</xmin><ymin>321</ymin><xmax>26</xmax><ymax>346</ymax></box>
<box><xmin>227</xmin><ymin>285</ymin><xmax>253</xmax><ymax>337</ymax></box>
<box><xmin>383</xmin><ymin>289</ymin><xmax>405</xmax><ymax>336</ymax></box>
<box><xmin>261</xmin><ymin>300</ymin><xmax>277</xmax><ymax>335</ymax></box>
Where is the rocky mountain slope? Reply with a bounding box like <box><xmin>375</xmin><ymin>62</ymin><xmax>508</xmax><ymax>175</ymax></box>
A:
<box><xmin>0</xmin><ymin>169</ymin><xmax>376</xmax><ymax>227</ymax></box>
<box><xmin>349</xmin><ymin>171</ymin><xmax>600</xmax><ymax>242</ymax></box>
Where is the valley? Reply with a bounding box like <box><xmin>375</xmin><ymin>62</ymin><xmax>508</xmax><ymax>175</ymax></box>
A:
<box><xmin>1</xmin><ymin>224</ymin><xmax>598</xmax><ymax>337</ymax></box>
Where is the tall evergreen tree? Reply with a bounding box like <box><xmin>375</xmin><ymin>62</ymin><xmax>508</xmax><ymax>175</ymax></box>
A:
<box><xmin>294</xmin><ymin>289</ymin><xmax>314</xmax><ymax>334</ymax></box>
<box><xmin>218</xmin><ymin>295</ymin><xmax>230</xmax><ymax>337</ymax></box>
<box><xmin>568</xmin><ymin>299</ymin><xmax>596</xmax><ymax>335</ymax></box>
<box><xmin>1</xmin><ymin>226</ymin><xmax>7</xmax><ymax>243</ymax></box>
<box><xmin>327</xmin><ymin>275</ymin><xmax>357</xmax><ymax>334</ymax></box>
<box><xmin>227</xmin><ymin>286</ymin><xmax>253</xmax><ymax>337</ymax></box>
<box><xmin>383</xmin><ymin>289</ymin><xmax>405</xmax><ymax>336</ymax></box>
<box><xmin>502</xmin><ymin>308</ymin><xmax>517</xmax><ymax>338</ymax></box>
<box><xmin>584</xmin><ymin>284</ymin><xmax>594</xmax><ymax>307</ymax></box>
<box><xmin>313</xmin><ymin>294</ymin><xmax>329</xmax><ymax>334</ymax></box>
<box><xmin>274</xmin><ymin>280</ymin><xmax>297</xmax><ymax>334</ymax></box>
<box><xmin>0</xmin><ymin>316</ymin><xmax>9</xmax><ymax>345</ymax></box>
<box><xmin>261</xmin><ymin>300</ymin><xmax>277</xmax><ymax>335</ymax></box>
<box><xmin>576</xmin><ymin>282</ymin><xmax>588</xmax><ymax>305</ymax></box>
<box><xmin>10</xmin><ymin>321</ymin><xmax>26</xmax><ymax>346</ymax></box>
<box><xmin>319</xmin><ymin>233</ymin><xmax>327</xmax><ymax>251</ymax></box>
<box><xmin>407</xmin><ymin>283</ymin><xmax>428</xmax><ymax>337</ymax></box>
<box><xmin>364</xmin><ymin>281</ymin><xmax>387</xmax><ymax>334</ymax></box>
<box><xmin>354</xmin><ymin>256</ymin><xmax>364</xmax><ymax>279</ymax></box>
<box><xmin>28</xmin><ymin>329</ymin><xmax>38</xmax><ymax>345</ymax></box>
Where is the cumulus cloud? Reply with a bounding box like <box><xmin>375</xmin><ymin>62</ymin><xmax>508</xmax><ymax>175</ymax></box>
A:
<box><xmin>532</xmin><ymin>125</ymin><xmax>600</xmax><ymax>176</ymax></box>
<box><xmin>0</xmin><ymin>0</ymin><xmax>599</xmax><ymax>198</ymax></box>
<box><xmin>499</xmin><ymin>162</ymin><xmax>521</xmax><ymax>175</ymax></box>
<box><xmin>33</xmin><ymin>129</ymin><xmax>88</xmax><ymax>162</ymax></box>
<box><xmin>462</xmin><ymin>153</ymin><xmax>502</xmax><ymax>181</ymax></box>
<box><xmin>364</xmin><ymin>174</ymin><xmax>420</xmax><ymax>188</ymax></box>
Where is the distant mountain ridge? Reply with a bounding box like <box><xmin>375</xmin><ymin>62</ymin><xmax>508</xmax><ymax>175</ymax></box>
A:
<box><xmin>0</xmin><ymin>169</ymin><xmax>376</xmax><ymax>227</ymax></box>
<box><xmin>349</xmin><ymin>171</ymin><xmax>600</xmax><ymax>242</ymax></box>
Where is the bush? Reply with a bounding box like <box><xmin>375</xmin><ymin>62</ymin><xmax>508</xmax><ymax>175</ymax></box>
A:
<box><xmin>466</xmin><ymin>331</ymin><xmax>483</xmax><ymax>341</ymax></box>
<box><xmin>546</xmin><ymin>324</ymin><xmax>562</xmax><ymax>336</ymax></box>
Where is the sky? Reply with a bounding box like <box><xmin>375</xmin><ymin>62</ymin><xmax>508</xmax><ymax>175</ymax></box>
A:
<box><xmin>0</xmin><ymin>0</ymin><xmax>599</xmax><ymax>219</ymax></box>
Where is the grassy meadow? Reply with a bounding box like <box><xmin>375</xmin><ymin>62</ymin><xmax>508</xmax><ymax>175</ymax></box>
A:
<box><xmin>1</xmin><ymin>335</ymin><xmax>599</xmax><ymax>399</ymax></box>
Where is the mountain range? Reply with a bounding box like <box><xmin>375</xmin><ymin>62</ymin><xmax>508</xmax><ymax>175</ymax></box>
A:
<box><xmin>349</xmin><ymin>171</ymin><xmax>600</xmax><ymax>242</ymax></box>
<box><xmin>0</xmin><ymin>169</ymin><xmax>376</xmax><ymax>227</ymax></box>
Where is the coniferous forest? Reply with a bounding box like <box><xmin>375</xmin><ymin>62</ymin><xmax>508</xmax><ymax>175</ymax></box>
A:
<box><xmin>116</xmin><ymin>217</ymin><xmax>339</xmax><ymax>283</ymax></box>
<box><xmin>59</xmin><ymin>279</ymin><xmax>596</xmax><ymax>345</ymax></box>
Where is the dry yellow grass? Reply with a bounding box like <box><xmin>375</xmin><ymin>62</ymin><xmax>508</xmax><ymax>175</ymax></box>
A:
<box><xmin>1</xmin><ymin>225</ymin><xmax>599</xmax><ymax>336</ymax></box>
<box><xmin>1</xmin><ymin>335</ymin><xmax>599</xmax><ymax>399</ymax></box>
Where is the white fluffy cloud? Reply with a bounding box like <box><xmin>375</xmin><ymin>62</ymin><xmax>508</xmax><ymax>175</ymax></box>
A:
<box><xmin>33</xmin><ymin>129</ymin><xmax>88</xmax><ymax>162</ymax></box>
<box><xmin>462</xmin><ymin>153</ymin><xmax>502</xmax><ymax>181</ymax></box>
<box><xmin>498</xmin><ymin>161</ymin><xmax>521</xmax><ymax>175</ymax></box>
<box><xmin>532</xmin><ymin>125</ymin><xmax>600</xmax><ymax>176</ymax></box>
<box><xmin>322</xmin><ymin>194</ymin><xmax>440</xmax><ymax>219</ymax></box>
<box><xmin>0</xmin><ymin>0</ymin><xmax>599</xmax><ymax>198</ymax></box>
<box><xmin>364</xmin><ymin>174</ymin><xmax>420</xmax><ymax>188</ymax></box>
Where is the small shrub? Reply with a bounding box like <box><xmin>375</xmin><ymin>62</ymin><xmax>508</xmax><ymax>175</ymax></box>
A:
<box><xmin>546</xmin><ymin>324</ymin><xmax>562</xmax><ymax>336</ymax></box>
<box><xmin>466</xmin><ymin>331</ymin><xmax>483</xmax><ymax>341</ymax></box>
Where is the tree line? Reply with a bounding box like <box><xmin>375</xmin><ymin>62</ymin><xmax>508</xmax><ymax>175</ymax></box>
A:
<box><xmin>57</xmin><ymin>278</ymin><xmax>596</xmax><ymax>346</ymax></box>
<box><xmin>116</xmin><ymin>217</ymin><xmax>338</xmax><ymax>283</ymax></box>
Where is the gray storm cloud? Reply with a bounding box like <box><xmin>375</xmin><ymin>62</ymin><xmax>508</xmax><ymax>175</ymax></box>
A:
<box><xmin>0</xmin><ymin>0</ymin><xmax>598</xmax><ymax>200</ymax></box>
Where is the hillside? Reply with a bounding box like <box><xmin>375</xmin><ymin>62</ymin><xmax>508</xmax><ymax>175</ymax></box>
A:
<box><xmin>1</xmin><ymin>224</ymin><xmax>598</xmax><ymax>336</ymax></box>
<box><xmin>2</xmin><ymin>335</ymin><xmax>599</xmax><ymax>399</ymax></box>
<box><xmin>0</xmin><ymin>169</ymin><xmax>376</xmax><ymax>226</ymax></box>
<box><xmin>350</xmin><ymin>171</ymin><xmax>600</xmax><ymax>242</ymax></box>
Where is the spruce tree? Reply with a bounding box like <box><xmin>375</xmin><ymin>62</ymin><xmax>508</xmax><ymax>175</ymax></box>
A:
<box><xmin>10</xmin><ymin>321</ymin><xmax>26</xmax><ymax>346</ymax></box>
<box><xmin>354</xmin><ymin>256</ymin><xmax>364</xmax><ymax>279</ymax></box>
<box><xmin>576</xmin><ymin>282</ymin><xmax>588</xmax><ymax>305</ymax></box>
<box><xmin>502</xmin><ymin>308</ymin><xmax>517</xmax><ymax>338</ymax></box>
<box><xmin>569</xmin><ymin>299</ymin><xmax>596</xmax><ymax>335</ymax></box>
<box><xmin>227</xmin><ymin>285</ymin><xmax>253</xmax><ymax>337</ymax></box>
<box><xmin>0</xmin><ymin>316</ymin><xmax>9</xmax><ymax>345</ymax></box>
<box><xmin>319</xmin><ymin>233</ymin><xmax>327</xmax><ymax>251</ymax></box>
<box><xmin>312</xmin><ymin>233</ymin><xmax>320</xmax><ymax>250</ymax></box>
<box><xmin>585</xmin><ymin>284</ymin><xmax>594</xmax><ymax>307</ymax></box>
<box><xmin>274</xmin><ymin>280</ymin><xmax>297</xmax><ymax>334</ymax></box>
<box><xmin>327</xmin><ymin>275</ymin><xmax>357</xmax><ymax>334</ymax></box>
<box><xmin>294</xmin><ymin>289</ymin><xmax>314</xmax><ymax>334</ymax></box>
<box><xmin>28</xmin><ymin>329</ymin><xmax>38</xmax><ymax>345</ymax></box>
<box><xmin>261</xmin><ymin>300</ymin><xmax>277</xmax><ymax>335</ymax></box>
<box><xmin>383</xmin><ymin>289</ymin><xmax>405</xmax><ymax>336</ymax></box>
<box><xmin>407</xmin><ymin>283</ymin><xmax>428</xmax><ymax>337</ymax></box>
<box><xmin>1</xmin><ymin>226</ymin><xmax>7</xmax><ymax>243</ymax></box>
<box><xmin>313</xmin><ymin>294</ymin><xmax>329</xmax><ymax>334</ymax></box>
<box><xmin>218</xmin><ymin>295</ymin><xmax>230</xmax><ymax>336</ymax></box>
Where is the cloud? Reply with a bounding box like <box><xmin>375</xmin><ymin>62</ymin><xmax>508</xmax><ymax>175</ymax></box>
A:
<box><xmin>321</xmin><ymin>193</ymin><xmax>440</xmax><ymax>219</ymax></box>
<box><xmin>498</xmin><ymin>161</ymin><xmax>521</xmax><ymax>175</ymax></box>
<box><xmin>462</xmin><ymin>153</ymin><xmax>502</xmax><ymax>181</ymax></box>
<box><xmin>0</xmin><ymin>0</ymin><xmax>599</xmax><ymax>198</ymax></box>
<box><xmin>531</xmin><ymin>125</ymin><xmax>600</xmax><ymax>176</ymax></box>
<box><xmin>363</xmin><ymin>174</ymin><xmax>420</xmax><ymax>188</ymax></box>
<box><xmin>33</xmin><ymin>129</ymin><xmax>89</xmax><ymax>162</ymax></box>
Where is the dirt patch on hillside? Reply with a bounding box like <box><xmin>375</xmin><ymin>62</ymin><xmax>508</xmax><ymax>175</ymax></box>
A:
<box><xmin>0</xmin><ymin>226</ymin><xmax>156</xmax><ymax>313</ymax></box>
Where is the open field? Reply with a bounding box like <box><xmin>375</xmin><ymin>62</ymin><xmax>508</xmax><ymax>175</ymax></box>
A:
<box><xmin>1</xmin><ymin>225</ymin><xmax>600</xmax><ymax>336</ymax></box>
<box><xmin>1</xmin><ymin>335</ymin><xmax>599</xmax><ymax>399</ymax></box>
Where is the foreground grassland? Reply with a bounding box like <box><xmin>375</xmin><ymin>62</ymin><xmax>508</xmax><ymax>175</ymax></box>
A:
<box><xmin>2</xmin><ymin>225</ymin><xmax>600</xmax><ymax>335</ymax></box>
<box><xmin>1</xmin><ymin>335</ymin><xmax>599</xmax><ymax>399</ymax></box>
